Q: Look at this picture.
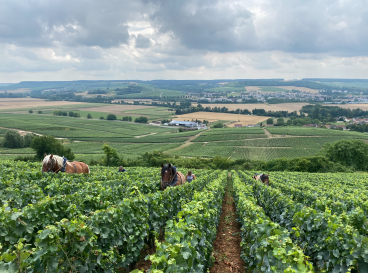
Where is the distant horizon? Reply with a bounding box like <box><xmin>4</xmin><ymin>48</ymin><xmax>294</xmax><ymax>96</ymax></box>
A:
<box><xmin>3</xmin><ymin>78</ymin><xmax>368</xmax><ymax>85</ymax></box>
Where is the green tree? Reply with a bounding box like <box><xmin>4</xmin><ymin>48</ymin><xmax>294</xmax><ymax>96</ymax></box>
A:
<box><xmin>128</xmin><ymin>116</ymin><xmax>132</xmax><ymax>122</ymax></box>
<box><xmin>87</xmin><ymin>113</ymin><xmax>93</xmax><ymax>119</ymax></box>
<box><xmin>102</xmin><ymin>144</ymin><xmax>120</xmax><ymax>166</ymax></box>
<box><xmin>277</xmin><ymin>117</ymin><xmax>285</xmax><ymax>126</ymax></box>
<box><xmin>31</xmin><ymin>135</ymin><xmax>74</xmax><ymax>160</ymax></box>
<box><xmin>320</xmin><ymin>139</ymin><xmax>368</xmax><ymax>170</ymax></box>
<box><xmin>38</xmin><ymin>110</ymin><xmax>42</xmax><ymax>114</ymax></box>
<box><xmin>212</xmin><ymin>123</ymin><xmax>224</xmax><ymax>128</ymax></box>
<box><xmin>29</xmin><ymin>110</ymin><xmax>33</xmax><ymax>113</ymax></box>
<box><xmin>68</xmin><ymin>111</ymin><xmax>74</xmax><ymax>117</ymax></box>
<box><xmin>107</xmin><ymin>114</ymin><xmax>117</xmax><ymax>120</ymax></box>
<box><xmin>135</xmin><ymin>116</ymin><xmax>148</xmax><ymax>123</ymax></box>
<box><xmin>3</xmin><ymin>131</ymin><xmax>24</xmax><ymax>148</ymax></box>
<box><xmin>24</xmin><ymin>134</ymin><xmax>37</xmax><ymax>147</ymax></box>
<box><xmin>100</xmin><ymin>116</ymin><xmax>105</xmax><ymax>119</ymax></box>
<box><xmin>266</xmin><ymin>118</ymin><xmax>274</xmax><ymax>125</ymax></box>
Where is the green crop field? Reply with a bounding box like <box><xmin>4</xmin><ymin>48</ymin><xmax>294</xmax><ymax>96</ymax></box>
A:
<box><xmin>2</xmin><ymin>111</ymin><xmax>368</xmax><ymax>162</ymax></box>
<box><xmin>0</xmin><ymin>160</ymin><xmax>228</xmax><ymax>272</ymax></box>
<box><xmin>232</xmin><ymin>171</ymin><xmax>368</xmax><ymax>272</ymax></box>
<box><xmin>1</xmin><ymin>160</ymin><xmax>367</xmax><ymax>272</ymax></box>
<box><xmin>0</xmin><ymin>113</ymin><xmax>175</xmax><ymax>139</ymax></box>
<box><xmin>120</xmin><ymin>107</ymin><xmax>176</xmax><ymax>120</ymax></box>
<box><xmin>267</xmin><ymin>126</ymin><xmax>368</xmax><ymax>138</ymax></box>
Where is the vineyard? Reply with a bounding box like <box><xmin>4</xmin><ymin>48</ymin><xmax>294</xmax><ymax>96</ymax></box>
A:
<box><xmin>0</xmin><ymin>160</ymin><xmax>227</xmax><ymax>272</ymax></box>
<box><xmin>1</xmin><ymin>160</ymin><xmax>368</xmax><ymax>272</ymax></box>
<box><xmin>175</xmin><ymin>135</ymin><xmax>368</xmax><ymax>161</ymax></box>
<box><xmin>267</xmin><ymin>127</ymin><xmax>368</xmax><ymax>138</ymax></box>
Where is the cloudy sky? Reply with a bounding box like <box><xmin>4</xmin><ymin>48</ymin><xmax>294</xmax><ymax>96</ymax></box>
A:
<box><xmin>1</xmin><ymin>0</ymin><xmax>368</xmax><ymax>82</ymax></box>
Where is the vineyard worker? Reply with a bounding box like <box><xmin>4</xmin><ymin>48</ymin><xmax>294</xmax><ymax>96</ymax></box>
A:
<box><xmin>185</xmin><ymin>171</ymin><xmax>196</xmax><ymax>183</ymax></box>
<box><xmin>118</xmin><ymin>166</ymin><xmax>126</xmax><ymax>172</ymax></box>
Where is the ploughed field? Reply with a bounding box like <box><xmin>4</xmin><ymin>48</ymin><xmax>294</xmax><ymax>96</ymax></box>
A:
<box><xmin>1</xmin><ymin>160</ymin><xmax>368</xmax><ymax>272</ymax></box>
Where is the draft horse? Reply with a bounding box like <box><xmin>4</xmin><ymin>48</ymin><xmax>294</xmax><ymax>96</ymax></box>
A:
<box><xmin>42</xmin><ymin>153</ymin><xmax>90</xmax><ymax>174</ymax></box>
<box><xmin>253</xmin><ymin>173</ymin><xmax>270</xmax><ymax>186</ymax></box>
<box><xmin>160</xmin><ymin>163</ymin><xmax>185</xmax><ymax>190</ymax></box>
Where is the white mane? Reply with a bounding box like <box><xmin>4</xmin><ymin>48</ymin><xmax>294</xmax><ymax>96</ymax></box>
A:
<box><xmin>43</xmin><ymin>154</ymin><xmax>64</xmax><ymax>166</ymax></box>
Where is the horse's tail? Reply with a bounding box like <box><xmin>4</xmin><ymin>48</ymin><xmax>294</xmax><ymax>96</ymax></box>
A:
<box><xmin>86</xmin><ymin>164</ymin><xmax>90</xmax><ymax>174</ymax></box>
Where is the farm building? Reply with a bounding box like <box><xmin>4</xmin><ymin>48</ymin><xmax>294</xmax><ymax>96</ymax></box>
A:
<box><xmin>233</xmin><ymin>124</ymin><xmax>242</xmax><ymax>128</ymax></box>
<box><xmin>168</xmin><ymin>120</ymin><xmax>198</xmax><ymax>127</ymax></box>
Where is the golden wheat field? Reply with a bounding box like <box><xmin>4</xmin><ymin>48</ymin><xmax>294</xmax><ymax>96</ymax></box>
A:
<box><xmin>0</xmin><ymin>98</ymin><xmax>88</xmax><ymax>111</ymax></box>
<box><xmin>176</xmin><ymin>111</ymin><xmax>268</xmax><ymax>127</ymax></box>
<box><xmin>334</xmin><ymin>104</ymin><xmax>368</xmax><ymax>111</ymax></box>
<box><xmin>277</xmin><ymin>86</ymin><xmax>319</xmax><ymax>93</ymax></box>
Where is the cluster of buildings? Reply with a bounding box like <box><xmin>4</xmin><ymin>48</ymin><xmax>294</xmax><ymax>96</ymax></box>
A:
<box><xmin>150</xmin><ymin>120</ymin><xmax>208</xmax><ymax>130</ymax></box>
<box><xmin>189</xmin><ymin>88</ymin><xmax>368</xmax><ymax>104</ymax></box>
<box><xmin>195</xmin><ymin>91</ymin><xmax>328</xmax><ymax>103</ymax></box>
<box><xmin>302</xmin><ymin>117</ymin><xmax>368</xmax><ymax>130</ymax></box>
<box><xmin>344</xmin><ymin>117</ymin><xmax>368</xmax><ymax>124</ymax></box>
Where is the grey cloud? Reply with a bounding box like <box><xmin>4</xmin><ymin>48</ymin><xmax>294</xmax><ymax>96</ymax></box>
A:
<box><xmin>147</xmin><ymin>0</ymin><xmax>258</xmax><ymax>52</ymax></box>
<box><xmin>144</xmin><ymin>0</ymin><xmax>368</xmax><ymax>56</ymax></box>
<box><xmin>0</xmin><ymin>0</ymin><xmax>146</xmax><ymax>48</ymax></box>
<box><xmin>135</xmin><ymin>34</ymin><xmax>152</xmax><ymax>48</ymax></box>
<box><xmin>254</xmin><ymin>0</ymin><xmax>368</xmax><ymax>55</ymax></box>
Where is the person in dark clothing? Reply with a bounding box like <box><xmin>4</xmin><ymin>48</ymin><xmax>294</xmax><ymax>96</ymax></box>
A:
<box><xmin>118</xmin><ymin>166</ymin><xmax>126</xmax><ymax>172</ymax></box>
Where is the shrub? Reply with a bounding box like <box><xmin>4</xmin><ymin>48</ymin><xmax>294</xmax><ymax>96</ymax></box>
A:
<box><xmin>134</xmin><ymin>116</ymin><xmax>148</xmax><ymax>123</ymax></box>
<box><xmin>87</xmin><ymin>113</ymin><xmax>93</xmax><ymax>119</ymax></box>
<box><xmin>37</xmin><ymin>111</ymin><xmax>42</xmax><ymax>114</ymax></box>
<box><xmin>24</xmin><ymin>134</ymin><xmax>37</xmax><ymax>147</ymax></box>
<box><xmin>3</xmin><ymin>130</ymin><xmax>24</xmax><ymax>148</ymax></box>
<box><xmin>212</xmin><ymin>123</ymin><xmax>223</xmax><ymax>128</ymax></box>
<box><xmin>106</xmin><ymin>114</ymin><xmax>117</xmax><ymax>120</ymax></box>
<box><xmin>29</xmin><ymin>110</ymin><xmax>33</xmax><ymax>113</ymax></box>
<box><xmin>31</xmin><ymin>135</ymin><xmax>75</xmax><ymax>160</ymax></box>
<box><xmin>100</xmin><ymin>116</ymin><xmax>105</xmax><ymax>119</ymax></box>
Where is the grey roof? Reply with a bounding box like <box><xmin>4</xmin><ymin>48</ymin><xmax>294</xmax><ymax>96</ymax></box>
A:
<box><xmin>169</xmin><ymin>120</ymin><xmax>197</xmax><ymax>125</ymax></box>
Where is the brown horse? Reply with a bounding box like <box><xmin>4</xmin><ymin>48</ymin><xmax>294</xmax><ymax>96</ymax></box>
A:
<box><xmin>252</xmin><ymin>173</ymin><xmax>270</xmax><ymax>186</ymax></box>
<box><xmin>160</xmin><ymin>163</ymin><xmax>185</xmax><ymax>190</ymax></box>
<box><xmin>42</xmin><ymin>153</ymin><xmax>90</xmax><ymax>174</ymax></box>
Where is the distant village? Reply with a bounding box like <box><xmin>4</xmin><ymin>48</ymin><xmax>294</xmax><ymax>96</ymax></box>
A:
<box><xmin>189</xmin><ymin>89</ymin><xmax>368</xmax><ymax>104</ymax></box>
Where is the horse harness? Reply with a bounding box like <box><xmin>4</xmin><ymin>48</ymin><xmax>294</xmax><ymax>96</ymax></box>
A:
<box><xmin>48</xmin><ymin>157</ymin><xmax>77</xmax><ymax>173</ymax></box>
<box><xmin>162</xmin><ymin>166</ymin><xmax>180</xmax><ymax>188</ymax></box>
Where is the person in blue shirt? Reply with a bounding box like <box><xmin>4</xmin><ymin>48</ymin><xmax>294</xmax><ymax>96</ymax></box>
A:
<box><xmin>118</xmin><ymin>166</ymin><xmax>126</xmax><ymax>172</ymax></box>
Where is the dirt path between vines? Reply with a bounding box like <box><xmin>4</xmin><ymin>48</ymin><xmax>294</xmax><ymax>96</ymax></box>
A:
<box><xmin>164</xmin><ymin>130</ymin><xmax>206</xmax><ymax>153</ymax></box>
<box><xmin>210</xmin><ymin>180</ymin><xmax>246</xmax><ymax>273</ymax></box>
<box><xmin>263</xmin><ymin>128</ymin><xmax>272</xmax><ymax>137</ymax></box>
